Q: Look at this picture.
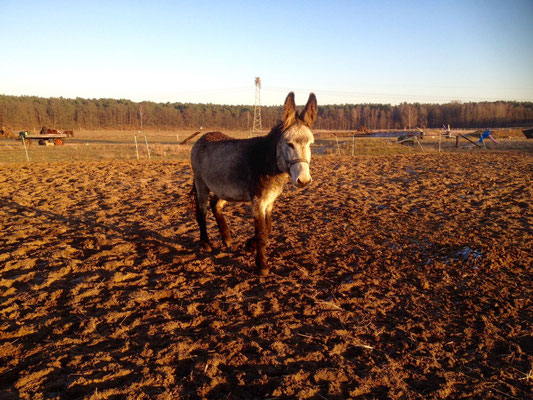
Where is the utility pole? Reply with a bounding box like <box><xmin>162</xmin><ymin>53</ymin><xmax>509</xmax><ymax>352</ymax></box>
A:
<box><xmin>252</xmin><ymin>77</ymin><xmax>262</xmax><ymax>134</ymax></box>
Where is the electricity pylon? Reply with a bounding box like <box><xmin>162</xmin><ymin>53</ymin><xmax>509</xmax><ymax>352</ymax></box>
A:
<box><xmin>252</xmin><ymin>77</ymin><xmax>262</xmax><ymax>134</ymax></box>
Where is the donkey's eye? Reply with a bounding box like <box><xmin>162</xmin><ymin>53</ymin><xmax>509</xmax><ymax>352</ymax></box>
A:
<box><xmin>287</xmin><ymin>143</ymin><xmax>295</xmax><ymax>149</ymax></box>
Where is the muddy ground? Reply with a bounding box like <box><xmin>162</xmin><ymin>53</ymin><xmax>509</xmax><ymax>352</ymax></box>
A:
<box><xmin>0</xmin><ymin>152</ymin><xmax>531</xmax><ymax>399</ymax></box>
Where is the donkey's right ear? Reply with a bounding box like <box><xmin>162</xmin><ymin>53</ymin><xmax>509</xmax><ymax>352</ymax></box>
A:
<box><xmin>283</xmin><ymin>92</ymin><xmax>296</xmax><ymax>128</ymax></box>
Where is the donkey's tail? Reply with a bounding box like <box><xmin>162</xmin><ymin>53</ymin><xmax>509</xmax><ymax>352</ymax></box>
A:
<box><xmin>189</xmin><ymin>179</ymin><xmax>198</xmax><ymax>215</ymax></box>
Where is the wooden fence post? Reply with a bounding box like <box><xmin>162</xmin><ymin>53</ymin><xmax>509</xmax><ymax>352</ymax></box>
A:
<box><xmin>134</xmin><ymin>132</ymin><xmax>140</xmax><ymax>160</ymax></box>
<box><xmin>22</xmin><ymin>136</ymin><xmax>30</xmax><ymax>162</ymax></box>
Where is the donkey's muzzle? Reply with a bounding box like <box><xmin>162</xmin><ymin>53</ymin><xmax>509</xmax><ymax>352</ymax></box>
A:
<box><xmin>296</xmin><ymin>176</ymin><xmax>312</xmax><ymax>187</ymax></box>
<box><xmin>289</xmin><ymin>159</ymin><xmax>311</xmax><ymax>187</ymax></box>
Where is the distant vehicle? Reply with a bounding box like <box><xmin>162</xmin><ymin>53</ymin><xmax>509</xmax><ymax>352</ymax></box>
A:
<box><xmin>40</xmin><ymin>127</ymin><xmax>74</xmax><ymax>137</ymax></box>
<box><xmin>19</xmin><ymin>127</ymin><xmax>74</xmax><ymax>145</ymax></box>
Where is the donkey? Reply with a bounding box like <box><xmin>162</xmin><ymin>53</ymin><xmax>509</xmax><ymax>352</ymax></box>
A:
<box><xmin>190</xmin><ymin>92</ymin><xmax>317</xmax><ymax>275</ymax></box>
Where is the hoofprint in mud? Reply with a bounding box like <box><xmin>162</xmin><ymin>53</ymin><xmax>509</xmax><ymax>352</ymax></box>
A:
<box><xmin>190</xmin><ymin>92</ymin><xmax>317</xmax><ymax>275</ymax></box>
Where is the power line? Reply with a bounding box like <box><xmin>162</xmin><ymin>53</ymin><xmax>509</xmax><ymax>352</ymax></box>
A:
<box><xmin>262</xmin><ymin>86</ymin><xmax>533</xmax><ymax>104</ymax></box>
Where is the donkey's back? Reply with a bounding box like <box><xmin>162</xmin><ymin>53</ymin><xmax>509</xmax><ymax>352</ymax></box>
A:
<box><xmin>195</xmin><ymin>131</ymin><xmax>233</xmax><ymax>144</ymax></box>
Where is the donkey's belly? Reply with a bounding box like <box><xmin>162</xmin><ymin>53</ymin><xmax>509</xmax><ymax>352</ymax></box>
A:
<box><xmin>205</xmin><ymin>177</ymin><xmax>251</xmax><ymax>202</ymax></box>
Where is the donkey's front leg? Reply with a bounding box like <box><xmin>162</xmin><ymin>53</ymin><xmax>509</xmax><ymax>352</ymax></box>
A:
<box><xmin>246</xmin><ymin>202</ymin><xmax>275</xmax><ymax>253</ymax></box>
<box><xmin>252</xmin><ymin>202</ymin><xmax>270</xmax><ymax>276</ymax></box>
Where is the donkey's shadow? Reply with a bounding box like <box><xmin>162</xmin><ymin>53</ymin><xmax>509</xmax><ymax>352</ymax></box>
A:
<box><xmin>0</xmin><ymin>196</ymin><xmax>200</xmax><ymax>262</ymax></box>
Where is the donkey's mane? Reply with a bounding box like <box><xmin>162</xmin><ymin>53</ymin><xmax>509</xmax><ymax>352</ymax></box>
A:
<box><xmin>265</xmin><ymin>118</ymin><xmax>304</xmax><ymax>142</ymax></box>
<box><xmin>265</xmin><ymin>121</ymin><xmax>283</xmax><ymax>141</ymax></box>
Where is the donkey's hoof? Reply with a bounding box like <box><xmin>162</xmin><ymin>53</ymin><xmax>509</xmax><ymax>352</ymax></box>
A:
<box><xmin>256</xmin><ymin>261</ymin><xmax>270</xmax><ymax>276</ymax></box>
<box><xmin>245</xmin><ymin>238</ymin><xmax>257</xmax><ymax>252</ymax></box>
<box><xmin>200</xmin><ymin>241</ymin><xmax>213</xmax><ymax>252</ymax></box>
<box><xmin>222</xmin><ymin>238</ymin><xmax>233</xmax><ymax>249</ymax></box>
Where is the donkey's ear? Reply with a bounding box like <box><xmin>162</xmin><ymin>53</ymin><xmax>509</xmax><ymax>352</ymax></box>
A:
<box><xmin>300</xmin><ymin>93</ymin><xmax>317</xmax><ymax>127</ymax></box>
<box><xmin>283</xmin><ymin>92</ymin><xmax>296</xmax><ymax>128</ymax></box>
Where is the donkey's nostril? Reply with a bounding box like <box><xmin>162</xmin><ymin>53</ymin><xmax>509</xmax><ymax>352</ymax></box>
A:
<box><xmin>296</xmin><ymin>177</ymin><xmax>309</xmax><ymax>187</ymax></box>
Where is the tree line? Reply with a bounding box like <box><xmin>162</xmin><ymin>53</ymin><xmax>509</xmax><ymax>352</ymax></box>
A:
<box><xmin>1</xmin><ymin>94</ymin><xmax>532</xmax><ymax>132</ymax></box>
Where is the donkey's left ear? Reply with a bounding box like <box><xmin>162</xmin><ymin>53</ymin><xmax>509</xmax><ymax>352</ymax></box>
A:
<box><xmin>300</xmin><ymin>93</ymin><xmax>317</xmax><ymax>127</ymax></box>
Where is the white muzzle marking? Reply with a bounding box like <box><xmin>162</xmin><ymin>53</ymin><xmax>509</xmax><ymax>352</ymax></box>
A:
<box><xmin>289</xmin><ymin>159</ymin><xmax>311</xmax><ymax>187</ymax></box>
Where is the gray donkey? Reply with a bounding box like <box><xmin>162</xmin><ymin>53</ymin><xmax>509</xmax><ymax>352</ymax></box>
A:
<box><xmin>190</xmin><ymin>92</ymin><xmax>317</xmax><ymax>275</ymax></box>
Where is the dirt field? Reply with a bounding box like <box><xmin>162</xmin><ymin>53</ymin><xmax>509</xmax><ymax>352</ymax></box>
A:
<box><xmin>0</xmin><ymin>152</ymin><xmax>531</xmax><ymax>399</ymax></box>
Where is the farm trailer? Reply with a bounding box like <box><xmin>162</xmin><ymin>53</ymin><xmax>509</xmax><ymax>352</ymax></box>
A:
<box><xmin>19</xmin><ymin>131</ymin><xmax>69</xmax><ymax>145</ymax></box>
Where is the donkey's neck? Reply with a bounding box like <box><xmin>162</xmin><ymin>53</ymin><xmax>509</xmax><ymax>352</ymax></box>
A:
<box><xmin>255</xmin><ymin>123</ymin><xmax>284</xmax><ymax>176</ymax></box>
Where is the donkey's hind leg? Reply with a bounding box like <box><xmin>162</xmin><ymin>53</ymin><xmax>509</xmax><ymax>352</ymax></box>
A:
<box><xmin>194</xmin><ymin>178</ymin><xmax>212</xmax><ymax>252</ymax></box>
<box><xmin>210</xmin><ymin>196</ymin><xmax>232</xmax><ymax>248</ymax></box>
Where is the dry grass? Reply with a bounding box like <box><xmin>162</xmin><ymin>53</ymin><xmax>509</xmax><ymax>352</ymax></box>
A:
<box><xmin>1</xmin><ymin>129</ymin><xmax>532</xmax><ymax>163</ymax></box>
<box><xmin>72</xmin><ymin>129</ymin><xmax>253</xmax><ymax>142</ymax></box>
<box><xmin>0</xmin><ymin>143</ymin><xmax>191</xmax><ymax>163</ymax></box>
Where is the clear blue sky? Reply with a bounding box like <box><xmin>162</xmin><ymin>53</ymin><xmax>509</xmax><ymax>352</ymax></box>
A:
<box><xmin>1</xmin><ymin>0</ymin><xmax>532</xmax><ymax>105</ymax></box>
